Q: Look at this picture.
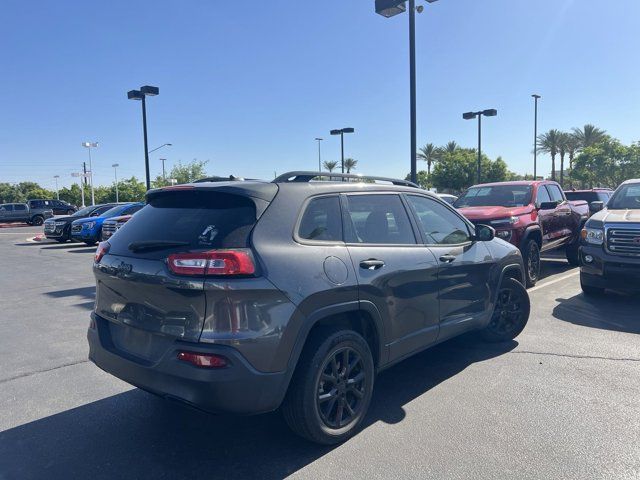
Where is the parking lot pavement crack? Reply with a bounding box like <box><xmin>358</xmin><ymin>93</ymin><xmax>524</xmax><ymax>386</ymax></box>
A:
<box><xmin>510</xmin><ymin>350</ymin><xmax>640</xmax><ymax>363</ymax></box>
<box><xmin>0</xmin><ymin>359</ymin><xmax>89</xmax><ymax>384</ymax></box>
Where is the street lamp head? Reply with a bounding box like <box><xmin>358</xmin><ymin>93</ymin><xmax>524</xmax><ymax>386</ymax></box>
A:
<box><xmin>482</xmin><ymin>109</ymin><xmax>498</xmax><ymax>117</ymax></box>
<box><xmin>82</xmin><ymin>142</ymin><xmax>98</xmax><ymax>148</ymax></box>
<box><xmin>375</xmin><ymin>0</ymin><xmax>406</xmax><ymax>17</ymax></box>
<box><xmin>463</xmin><ymin>112</ymin><xmax>477</xmax><ymax>120</ymax></box>
<box><xmin>140</xmin><ymin>85</ymin><xmax>159</xmax><ymax>96</ymax></box>
<box><xmin>127</xmin><ymin>90</ymin><xmax>144</xmax><ymax>101</ymax></box>
<box><xmin>315</xmin><ymin>137</ymin><xmax>323</xmax><ymax>141</ymax></box>
<box><xmin>112</xmin><ymin>163</ymin><xmax>119</xmax><ymax>168</ymax></box>
<box><xmin>532</xmin><ymin>94</ymin><xmax>541</xmax><ymax>99</ymax></box>
<box><xmin>330</xmin><ymin>129</ymin><xmax>341</xmax><ymax>136</ymax></box>
<box><xmin>342</xmin><ymin>127</ymin><xmax>355</xmax><ymax>134</ymax></box>
<box><xmin>54</xmin><ymin>175</ymin><xmax>60</xmax><ymax>179</ymax></box>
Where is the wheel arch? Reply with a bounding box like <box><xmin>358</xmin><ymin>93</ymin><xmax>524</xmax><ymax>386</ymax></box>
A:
<box><xmin>522</xmin><ymin>226</ymin><xmax>542</xmax><ymax>249</ymax></box>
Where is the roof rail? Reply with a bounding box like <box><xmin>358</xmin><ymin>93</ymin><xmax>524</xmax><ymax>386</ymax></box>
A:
<box><xmin>272</xmin><ymin>171</ymin><xmax>419</xmax><ymax>188</ymax></box>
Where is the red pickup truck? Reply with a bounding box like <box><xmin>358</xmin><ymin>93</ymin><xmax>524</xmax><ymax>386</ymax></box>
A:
<box><xmin>455</xmin><ymin>180</ymin><xmax>589</xmax><ymax>287</ymax></box>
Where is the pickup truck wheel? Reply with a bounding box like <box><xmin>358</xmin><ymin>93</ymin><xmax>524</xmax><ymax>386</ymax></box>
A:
<box><xmin>522</xmin><ymin>240</ymin><xmax>541</xmax><ymax>288</ymax></box>
<box><xmin>482</xmin><ymin>277</ymin><xmax>530</xmax><ymax>342</ymax></box>
<box><xmin>31</xmin><ymin>216</ymin><xmax>44</xmax><ymax>226</ymax></box>
<box><xmin>282</xmin><ymin>329</ymin><xmax>374</xmax><ymax>445</ymax></box>
<box><xmin>580</xmin><ymin>274</ymin><xmax>605</xmax><ymax>296</ymax></box>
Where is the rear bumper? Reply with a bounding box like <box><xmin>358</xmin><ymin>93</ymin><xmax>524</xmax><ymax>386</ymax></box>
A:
<box><xmin>87</xmin><ymin>313</ymin><xmax>289</xmax><ymax>415</ymax></box>
<box><xmin>580</xmin><ymin>245</ymin><xmax>640</xmax><ymax>291</ymax></box>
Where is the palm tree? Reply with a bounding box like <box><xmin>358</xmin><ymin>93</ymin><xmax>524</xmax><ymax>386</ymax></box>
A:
<box><xmin>417</xmin><ymin>143</ymin><xmax>439</xmax><ymax>177</ymax></box>
<box><xmin>571</xmin><ymin>124</ymin><xmax>607</xmax><ymax>149</ymax></box>
<box><xmin>565</xmin><ymin>134</ymin><xmax>579</xmax><ymax>187</ymax></box>
<box><xmin>443</xmin><ymin>141</ymin><xmax>459</xmax><ymax>154</ymax></box>
<box><xmin>323</xmin><ymin>160</ymin><xmax>338</xmax><ymax>173</ymax></box>
<box><xmin>343</xmin><ymin>158</ymin><xmax>358</xmax><ymax>173</ymax></box>
<box><xmin>557</xmin><ymin>132</ymin><xmax>571</xmax><ymax>187</ymax></box>
<box><xmin>537</xmin><ymin>129</ymin><xmax>562</xmax><ymax>181</ymax></box>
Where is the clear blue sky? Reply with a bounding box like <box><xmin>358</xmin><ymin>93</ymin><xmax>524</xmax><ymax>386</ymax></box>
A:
<box><xmin>1</xmin><ymin>0</ymin><xmax>639</xmax><ymax>190</ymax></box>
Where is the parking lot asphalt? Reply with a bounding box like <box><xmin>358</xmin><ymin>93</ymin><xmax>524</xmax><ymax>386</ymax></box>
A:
<box><xmin>0</xmin><ymin>224</ymin><xmax>638</xmax><ymax>480</ymax></box>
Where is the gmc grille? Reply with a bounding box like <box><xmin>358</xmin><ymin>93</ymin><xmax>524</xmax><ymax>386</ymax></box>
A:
<box><xmin>102</xmin><ymin>223</ymin><xmax>116</xmax><ymax>238</ymax></box>
<box><xmin>607</xmin><ymin>227</ymin><xmax>640</xmax><ymax>256</ymax></box>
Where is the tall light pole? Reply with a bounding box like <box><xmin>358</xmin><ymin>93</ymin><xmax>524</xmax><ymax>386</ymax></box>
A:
<box><xmin>463</xmin><ymin>109</ymin><xmax>498</xmax><ymax>184</ymax></box>
<box><xmin>128</xmin><ymin>85</ymin><xmax>160</xmax><ymax>191</ymax></box>
<box><xmin>159</xmin><ymin>158</ymin><xmax>167</xmax><ymax>182</ymax></box>
<box><xmin>81</xmin><ymin>142</ymin><xmax>98</xmax><ymax>205</ymax></box>
<box><xmin>53</xmin><ymin>175</ymin><xmax>60</xmax><ymax>200</ymax></box>
<box><xmin>532</xmin><ymin>94</ymin><xmax>541</xmax><ymax>179</ymax></box>
<box><xmin>330</xmin><ymin>128</ymin><xmax>355</xmax><ymax>173</ymax></box>
<box><xmin>149</xmin><ymin>143</ymin><xmax>172</xmax><ymax>154</ymax></box>
<box><xmin>375</xmin><ymin>0</ymin><xmax>439</xmax><ymax>184</ymax></box>
<box><xmin>315</xmin><ymin>138</ymin><xmax>323</xmax><ymax>171</ymax></box>
<box><xmin>112</xmin><ymin>163</ymin><xmax>120</xmax><ymax>203</ymax></box>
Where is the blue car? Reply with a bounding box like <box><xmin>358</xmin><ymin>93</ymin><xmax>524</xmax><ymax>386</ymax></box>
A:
<box><xmin>70</xmin><ymin>202</ymin><xmax>144</xmax><ymax>245</ymax></box>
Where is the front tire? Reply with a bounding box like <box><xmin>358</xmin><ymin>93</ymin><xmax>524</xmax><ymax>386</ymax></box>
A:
<box><xmin>282</xmin><ymin>329</ymin><xmax>374</xmax><ymax>445</ymax></box>
<box><xmin>521</xmin><ymin>240</ymin><xmax>541</xmax><ymax>288</ymax></box>
<box><xmin>84</xmin><ymin>240</ymin><xmax>97</xmax><ymax>246</ymax></box>
<box><xmin>31</xmin><ymin>215</ymin><xmax>44</xmax><ymax>226</ymax></box>
<box><xmin>482</xmin><ymin>277</ymin><xmax>530</xmax><ymax>343</ymax></box>
<box><xmin>566</xmin><ymin>237</ymin><xmax>581</xmax><ymax>267</ymax></box>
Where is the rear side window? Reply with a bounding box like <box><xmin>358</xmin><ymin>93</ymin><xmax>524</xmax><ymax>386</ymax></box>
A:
<box><xmin>108</xmin><ymin>191</ymin><xmax>257</xmax><ymax>257</ymax></box>
<box><xmin>298</xmin><ymin>196</ymin><xmax>342</xmax><ymax>242</ymax></box>
<box><xmin>1</xmin><ymin>205</ymin><xmax>14</xmax><ymax>212</ymax></box>
<box><xmin>121</xmin><ymin>204</ymin><xmax>144</xmax><ymax>216</ymax></box>
<box><xmin>344</xmin><ymin>194</ymin><xmax>415</xmax><ymax>245</ymax></box>
<box><xmin>15</xmin><ymin>204</ymin><xmax>27</xmax><ymax>211</ymax></box>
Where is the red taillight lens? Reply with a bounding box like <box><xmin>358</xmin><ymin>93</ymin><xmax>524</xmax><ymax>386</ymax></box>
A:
<box><xmin>177</xmin><ymin>351</ymin><xmax>228</xmax><ymax>368</ymax></box>
<box><xmin>167</xmin><ymin>250</ymin><xmax>255</xmax><ymax>276</ymax></box>
<box><xmin>95</xmin><ymin>241</ymin><xmax>110</xmax><ymax>263</ymax></box>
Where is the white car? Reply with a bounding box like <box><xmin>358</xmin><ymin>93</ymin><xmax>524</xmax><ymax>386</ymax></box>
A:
<box><xmin>437</xmin><ymin>193</ymin><xmax>458</xmax><ymax>205</ymax></box>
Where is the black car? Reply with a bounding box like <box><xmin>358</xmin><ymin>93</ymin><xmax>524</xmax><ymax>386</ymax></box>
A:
<box><xmin>43</xmin><ymin>204</ymin><xmax>116</xmax><ymax>243</ymax></box>
<box><xmin>88</xmin><ymin>172</ymin><xmax>530</xmax><ymax>444</ymax></box>
<box><xmin>28</xmin><ymin>199</ymin><xmax>77</xmax><ymax>216</ymax></box>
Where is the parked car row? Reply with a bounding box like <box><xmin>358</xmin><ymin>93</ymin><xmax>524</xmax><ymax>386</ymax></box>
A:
<box><xmin>43</xmin><ymin>202</ymin><xmax>144</xmax><ymax>244</ymax></box>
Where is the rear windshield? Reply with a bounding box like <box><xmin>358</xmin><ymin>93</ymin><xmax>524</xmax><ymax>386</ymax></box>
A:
<box><xmin>565</xmin><ymin>191</ymin><xmax>608</xmax><ymax>203</ymax></box>
<box><xmin>108</xmin><ymin>191</ymin><xmax>257</xmax><ymax>257</ymax></box>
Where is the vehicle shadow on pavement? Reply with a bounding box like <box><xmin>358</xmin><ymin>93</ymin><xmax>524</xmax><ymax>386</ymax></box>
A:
<box><xmin>553</xmin><ymin>293</ymin><xmax>640</xmax><ymax>334</ymax></box>
<box><xmin>539</xmin><ymin>257</ymin><xmax>574</xmax><ymax>281</ymax></box>
<box><xmin>40</xmin><ymin>244</ymin><xmax>90</xmax><ymax>250</ymax></box>
<box><xmin>68</xmin><ymin>247</ymin><xmax>98</xmax><ymax>253</ymax></box>
<box><xmin>0</xmin><ymin>335</ymin><xmax>514</xmax><ymax>480</ymax></box>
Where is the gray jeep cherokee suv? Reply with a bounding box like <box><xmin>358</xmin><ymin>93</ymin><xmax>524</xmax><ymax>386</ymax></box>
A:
<box><xmin>88</xmin><ymin>172</ymin><xmax>530</xmax><ymax>444</ymax></box>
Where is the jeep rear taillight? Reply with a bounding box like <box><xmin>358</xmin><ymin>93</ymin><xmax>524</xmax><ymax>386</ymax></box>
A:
<box><xmin>95</xmin><ymin>241</ymin><xmax>110</xmax><ymax>263</ymax></box>
<box><xmin>167</xmin><ymin>250</ymin><xmax>255</xmax><ymax>276</ymax></box>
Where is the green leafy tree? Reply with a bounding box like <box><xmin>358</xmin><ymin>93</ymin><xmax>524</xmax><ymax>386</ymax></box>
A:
<box><xmin>323</xmin><ymin>160</ymin><xmax>338</xmax><ymax>172</ymax></box>
<box><xmin>169</xmin><ymin>159</ymin><xmax>209</xmax><ymax>185</ymax></box>
<box><xmin>572</xmin><ymin>139</ymin><xmax>640</xmax><ymax>189</ymax></box>
<box><xmin>343</xmin><ymin>158</ymin><xmax>358</xmax><ymax>173</ymax></box>
<box><xmin>405</xmin><ymin>171</ymin><xmax>430</xmax><ymax>189</ymax></box>
<box><xmin>537</xmin><ymin>129</ymin><xmax>562</xmax><ymax>181</ymax></box>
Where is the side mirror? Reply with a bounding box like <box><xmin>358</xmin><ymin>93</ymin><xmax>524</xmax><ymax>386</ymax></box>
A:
<box><xmin>589</xmin><ymin>201</ymin><xmax>604</xmax><ymax>213</ymax></box>
<box><xmin>475</xmin><ymin>224</ymin><xmax>495</xmax><ymax>242</ymax></box>
<box><xmin>539</xmin><ymin>201</ymin><xmax>558</xmax><ymax>210</ymax></box>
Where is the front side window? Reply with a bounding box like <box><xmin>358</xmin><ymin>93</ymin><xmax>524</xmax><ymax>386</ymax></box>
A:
<box><xmin>546</xmin><ymin>184</ymin><xmax>565</xmax><ymax>203</ymax></box>
<box><xmin>408</xmin><ymin>195</ymin><xmax>471</xmax><ymax>245</ymax></box>
<box><xmin>298</xmin><ymin>196</ymin><xmax>343</xmax><ymax>242</ymax></box>
<box><xmin>536</xmin><ymin>186</ymin><xmax>552</xmax><ymax>204</ymax></box>
<box><xmin>345</xmin><ymin>194</ymin><xmax>415</xmax><ymax>245</ymax></box>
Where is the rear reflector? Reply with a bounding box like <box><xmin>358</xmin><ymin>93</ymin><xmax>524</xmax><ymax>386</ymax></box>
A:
<box><xmin>177</xmin><ymin>352</ymin><xmax>228</xmax><ymax>368</ymax></box>
<box><xmin>167</xmin><ymin>249</ymin><xmax>255</xmax><ymax>276</ymax></box>
<box><xmin>95</xmin><ymin>241</ymin><xmax>110</xmax><ymax>263</ymax></box>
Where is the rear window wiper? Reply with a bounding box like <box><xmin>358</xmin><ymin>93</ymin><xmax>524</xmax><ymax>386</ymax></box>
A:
<box><xmin>128</xmin><ymin>240</ymin><xmax>190</xmax><ymax>252</ymax></box>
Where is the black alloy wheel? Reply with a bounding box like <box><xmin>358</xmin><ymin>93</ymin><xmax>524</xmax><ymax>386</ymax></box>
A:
<box><xmin>482</xmin><ymin>277</ymin><xmax>530</xmax><ymax>342</ymax></box>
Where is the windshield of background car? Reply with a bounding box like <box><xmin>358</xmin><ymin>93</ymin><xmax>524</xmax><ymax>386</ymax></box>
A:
<box><xmin>72</xmin><ymin>206</ymin><xmax>95</xmax><ymax>217</ymax></box>
<box><xmin>107</xmin><ymin>191</ymin><xmax>257</xmax><ymax>259</ymax></box>
<box><xmin>608</xmin><ymin>184</ymin><xmax>640</xmax><ymax>209</ymax></box>
<box><xmin>99</xmin><ymin>205</ymin><xmax>129</xmax><ymax>218</ymax></box>
<box><xmin>454</xmin><ymin>185</ymin><xmax>533</xmax><ymax>208</ymax></box>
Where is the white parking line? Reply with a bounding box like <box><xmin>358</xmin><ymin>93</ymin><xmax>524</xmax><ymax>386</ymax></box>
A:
<box><xmin>528</xmin><ymin>270</ymin><xmax>580</xmax><ymax>293</ymax></box>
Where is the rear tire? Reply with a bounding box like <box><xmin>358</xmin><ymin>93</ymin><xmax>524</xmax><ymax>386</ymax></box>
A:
<box><xmin>84</xmin><ymin>241</ymin><xmax>97</xmax><ymax>246</ymax></box>
<box><xmin>282</xmin><ymin>329</ymin><xmax>374</xmax><ymax>445</ymax></box>
<box><xmin>56</xmin><ymin>238</ymin><xmax>68</xmax><ymax>243</ymax></box>
<box><xmin>580</xmin><ymin>274</ymin><xmax>605</xmax><ymax>296</ymax></box>
<box><xmin>481</xmin><ymin>277</ymin><xmax>530</xmax><ymax>343</ymax></box>
<box><xmin>521</xmin><ymin>240</ymin><xmax>541</xmax><ymax>288</ymax></box>
<box><xmin>31</xmin><ymin>215</ymin><xmax>44</xmax><ymax>226</ymax></box>
<box><xmin>67</xmin><ymin>210</ymin><xmax>75</xmax><ymax>215</ymax></box>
